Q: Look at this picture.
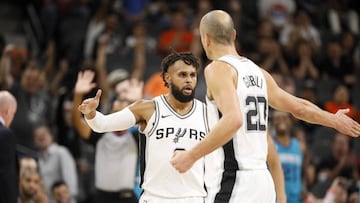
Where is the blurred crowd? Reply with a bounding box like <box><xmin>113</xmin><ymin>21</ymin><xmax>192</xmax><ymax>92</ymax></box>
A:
<box><xmin>0</xmin><ymin>0</ymin><xmax>360</xmax><ymax>202</ymax></box>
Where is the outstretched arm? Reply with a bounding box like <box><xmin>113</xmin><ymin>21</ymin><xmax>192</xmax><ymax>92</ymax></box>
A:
<box><xmin>262</xmin><ymin>69</ymin><xmax>360</xmax><ymax>137</ymax></box>
<box><xmin>78</xmin><ymin>89</ymin><xmax>137</xmax><ymax>133</ymax></box>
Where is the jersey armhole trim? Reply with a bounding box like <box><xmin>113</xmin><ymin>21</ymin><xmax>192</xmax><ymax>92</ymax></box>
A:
<box><xmin>147</xmin><ymin>99</ymin><xmax>160</xmax><ymax>136</ymax></box>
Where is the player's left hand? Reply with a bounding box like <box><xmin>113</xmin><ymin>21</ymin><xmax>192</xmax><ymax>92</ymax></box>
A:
<box><xmin>170</xmin><ymin>150</ymin><xmax>195</xmax><ymax>173</ymax></box>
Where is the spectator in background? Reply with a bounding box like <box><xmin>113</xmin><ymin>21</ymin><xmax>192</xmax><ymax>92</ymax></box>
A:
<box><xmin>124</xmin><ymin>22</ymin><xmax>157</xmax><ymax>80</ymax></box>
<box><xmin>72</xmin><ymin>70</ymin><xmax>139</xmax><ymax>203</ymax></box>
<box><xmin>271</xmin><ymin>110</ymin><xmax>307</xmax><ymax>203</ymax></box>
<box><xmin>305</xmin><ymin>177</ymin><xmax>357</xmax><ymax>203</ymax></box>
<box><xmin>125</xmin><ymin>22</ymin><xmax>152</xmax><ymax>49</ymax></box>
<box><xmin>52</xmin><ymin>180</ymin><xmax>77</xmax><ymax>203</ymax></box>
<box><xmin>18</xmin><ymin>168</ymin><xmax>48</xmax><ymax>203</ymax></box>
<box><xmin>253</xmin><ymin>37</ymin><xmax>290</xmax><ymax>76</ymax></box>
<box><xmin>4</xmin><ymin>58</ymin><xmax>53</xmax><ymax>150</ymax></box>
<box><xmin>258</xmin><ymin>0</ymin><xmax>296</xmax><ymax>31</ymax></box>
<box><xmin>311</xmin><ymin>133</ymin><xmax>359</xmax><ymax>198</ymax></box>
<box><xmin>246</xmin><ymin>19</ymin><xmax>277</xmax><ymax>64</ymax></box>
<box><xmin>91</xmin><ymin>19</ymin><xmax>142</xmax><ymax>111</ymax></box>
<box><xmin>93</xmin><ymin>13</ymin><xmax>125</xmax><ymax>73</ymax></box>
<box><xmin>256</xmin><ymin>19</ymin><xmax>278</xmax><ymax>40</ymax></box>
<box><xmin>0</xmin><ymin>90</ymin><xmax>18</xmax><ymax>203</ymax></box>
<box><xmin>251</xmin><ymin>16</ymin><xmax>290</xmax><ymax>76</ymax></box>
<box><xmin>280</xmin><ymin>9</ymin><xmax>321</xmax><ymax>55</ymax></box>
<box><xmin>319</xmin><ymin>40</ymin><xmax>355</xmax><ymax>88</ymax></box>
<box><xmin>157</xmin><ymin>11</ymin><xmax>194</xmax><ymax>57</ymax></box>
<box><xmin>290</xmin><ymin>39</ymin><xmax>319</xmax><ymax>81</ymax></box>
<box><xmin>322</xmin><ymin>176</ymin><xmax>359</xmax><ymax>203</ymax></box>
<box><xmin>33</xmin><ymin>124</ymin><xmax>78</xmax><ymax>202</ymax></box>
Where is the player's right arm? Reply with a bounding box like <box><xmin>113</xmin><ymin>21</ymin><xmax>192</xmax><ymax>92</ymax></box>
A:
<box><xmin>187</xmin><ymin>61</ymin><xmax>243</xmax><ymax>162</ymax></box>
<box><xmin>79</xmin><ymin>89</ymin><xmax>154</xmax><ymax>133</ymax></box>
<box><xmin>261</xmin><ymin>69</ymin><xmax>360</xmax><ymax>137</ymax></box>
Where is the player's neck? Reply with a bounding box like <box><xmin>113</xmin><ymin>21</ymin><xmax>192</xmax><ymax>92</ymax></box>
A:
<box><xmin>165</xmin><ymin>94</ymin><xmax>194</xmax><ymax>115</ymax></box>
<box><xmin>210</xmin><ymin>44</ymin><xmax>238</xmax><ymax>60</ymax></box>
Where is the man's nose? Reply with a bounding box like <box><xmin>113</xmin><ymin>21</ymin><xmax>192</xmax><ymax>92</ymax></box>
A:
<box><xmin>185</xmin><ymin>75</ymin><xmax>193</xmax><ymax>82</ymax></box>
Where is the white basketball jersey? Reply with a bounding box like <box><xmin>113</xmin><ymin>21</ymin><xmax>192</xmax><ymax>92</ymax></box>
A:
<box><xmin>139</xmin><ymin>95</ymin><xmax>209</xmax><ymax>198</ymax></box>
<box><xmin>205</xmin><ymin>55</ymin><xmax>269</xmax><ymax>199</ymax></box>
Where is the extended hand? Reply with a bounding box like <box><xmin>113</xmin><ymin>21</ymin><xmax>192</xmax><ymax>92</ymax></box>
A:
<box><xmin>334</xmin><ymin>109</ymin><xmax>360</xmax><ymax>137</ymax></box>
<box><xmin>78</xmin><ymin>89</ymin><xmax>102</xmax><ymax>116</ymax></box>
<box><xmin>170</xmin><ymin>150</ymin><xmax>196</xmax><ymax>173</ymax></box>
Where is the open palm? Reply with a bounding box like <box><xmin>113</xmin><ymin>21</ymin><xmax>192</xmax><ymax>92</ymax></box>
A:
<box><xmin>335</xmin><ymin>109</ymin><xmax>360</xmax><ymax>137</ymax></box>
<box><xmin>75</xmin><ymin>70</ymin><xmax>97</xmax><ymax>95</ymax></box>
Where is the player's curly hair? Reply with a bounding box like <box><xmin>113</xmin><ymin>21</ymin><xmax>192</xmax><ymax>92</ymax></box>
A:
<box><xmin>160</xmin><ymin>52</ymin><xmax>200</xmax><ymax>88</ymax></box>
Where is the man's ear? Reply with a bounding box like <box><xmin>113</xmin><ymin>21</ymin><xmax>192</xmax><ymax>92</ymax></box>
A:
<box><xmin>4</xmin><ymin>108</ymin><xmax>10</xmax><ymax>116</ymax></box>
<box><xmin>164</xmin><ymin>72</ymin><xmax>170</xmax><ymax>86</ymax></box>
<box><xmin>205</xmin><ymin>33</ymin><xmax>211</xmax><ymax>46</ymax></box>
<box><xmin>233</xmin><ymin>29</ymin><xmax>236</xmax><ymax>41</ymax></box>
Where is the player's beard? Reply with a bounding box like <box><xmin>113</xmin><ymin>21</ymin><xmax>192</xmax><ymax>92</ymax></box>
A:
<box><xmin>170</xmin><ymin>83</ymin><xmax>195</xmax><ymax>103</ymax></box>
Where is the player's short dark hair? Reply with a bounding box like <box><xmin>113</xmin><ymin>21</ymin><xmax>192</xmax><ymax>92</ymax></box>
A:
<box><xmin>51</xmin><ymin>180</ymin><xmax>67</xmax><ymax>192</ymax></box>
<box><xmin>160</xmin><ymin>52</ymin><xmax>200</xmax><ymax>88</ymax></box>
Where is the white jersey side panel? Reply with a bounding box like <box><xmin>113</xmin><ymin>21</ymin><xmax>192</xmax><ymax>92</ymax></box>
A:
<box><xmin>205</xmin><ymin>55</ymin><xmax>269</xmax><ymax>200</ymax></box>
<box><xmin>139</xmin><ymin>95</ymin><xmax>208</xmax><ymax>198</ymax></box>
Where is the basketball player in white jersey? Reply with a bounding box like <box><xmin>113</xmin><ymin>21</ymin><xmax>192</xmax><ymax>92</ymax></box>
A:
<box><xmin>78</xmin><ymin>52</ymin><xmax>208</xmax><ymax>203</ymax></box>
<box><xmin>170</xmin><ymin>10</ymin><xmax>360</xmax><ymax>203</ymax></box>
